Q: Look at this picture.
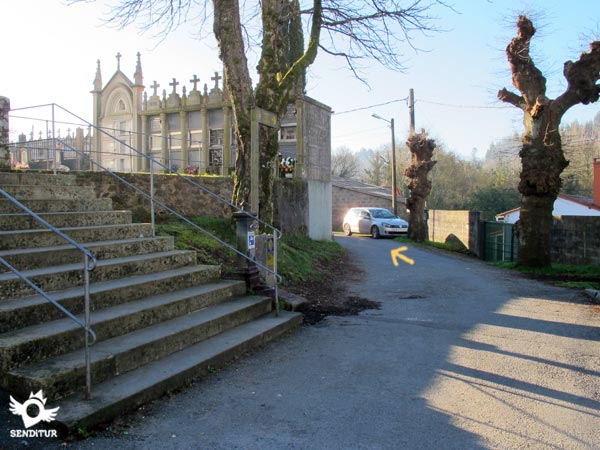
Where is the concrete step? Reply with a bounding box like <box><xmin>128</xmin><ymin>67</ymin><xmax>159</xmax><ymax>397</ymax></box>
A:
<box><xmin>0</xmin><ymin>250</ymin><xmax>198</xmax><ymax>300</ymax></box>
<box><xmin>0</xmin><ymin>223</ymin><xmax>153</xmax><ymax>250</ymax></box>
<box><xmin>0</xmin><ymin>236</ymin><xmax>173</xmax><ymax>273</ymax></box>
<box><xmin>0</xmin><ymin>184</ymin><xmax>97</xmax><ymax>201</ymax></box>
<box><xmin>0</xmin><ymin>173</ymin><xmax>77</xmax><ymax>187</ymax></box>
<box><xmin>51</xmin><ymin>310</ymin><xmax>302</xmax><ymax>430</ymax></box>
<box><xmin>0</xmin><ymin>265</ymin><xmax>227</xmax><ymax>333</ymax></box>
<box><xmin>0</xmin><ymin>198</ymin><xmax>113</xmax><ymax>214</ymax></box>
<box><xmin>5</xmin><ymin>295</ymin><xmax>274</xmax><ymax>400</ymax></box>
<box><xmin>0</xmin><ymin>210</ymin><xmax>132</xmax><ymax>231</ymax></box>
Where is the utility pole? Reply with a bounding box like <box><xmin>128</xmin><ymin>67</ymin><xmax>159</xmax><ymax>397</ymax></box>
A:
<box><xmin>408</xmin><ymin>88</ymin><xmax>415</xmax><ymax>135</ymax></box>
<box><xmin>390</xmin><ymin>118</ymin><xmax>397</xmax><ymax>217</ymax></box>
<box><xmin>372</xmin><ymin>113</ymin><xmax>398</xmax><ymax>216</ymax></box>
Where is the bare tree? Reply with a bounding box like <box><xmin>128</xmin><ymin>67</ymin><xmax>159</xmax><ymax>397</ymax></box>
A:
<box><xmin>362</xmin><ymin>149</ymin><xmax>389</xmax><ymax>186</ymax></box>
<box><xmin>498</xmin><ymin>16</ymin><xmax>600</xmax><ymax>267</ymax></box>
<box><xmin>73</xmin><ymin>0</ymin><xmax>448</xmax><ymax>222</ymax></box>
<box><xmin>332</xmin><ymin>146</ymin><xmax>360</xmax><ymax>179</ymax></box>
<box><xmin>404</xmin><ymin>130</ymin><xmax>436</xmax><ymax>242</ymax></box>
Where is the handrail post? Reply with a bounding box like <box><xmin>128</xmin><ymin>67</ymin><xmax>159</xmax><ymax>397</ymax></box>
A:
<box><xmin>83</xmin><ymin>253</ymin><xmax>92</xmax><ymax>400</ymax></box>
<box><xmin>150</xmin><ymin>159</ymin><xmax>156</xmax><ymax>238</ymax></box>
<box><xmin>273</xmin><ymin>231</ymin><xmax>279</xmax><ymax>317</ymax></box>
<box><xmin>52</xmin><ymin>104</ymin><xmax>57</xmax><ymax>175</ymax></box>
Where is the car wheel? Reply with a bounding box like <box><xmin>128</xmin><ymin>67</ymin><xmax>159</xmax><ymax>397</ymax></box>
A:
<box><xmin>343</xmin><ymin>223</ymin><xmax>352</xmax><ymax>236</ymax></box>
<box><xmin>371</xmin><ymin>226</ymin><xmax>381</xmax><ymax>239</ymax></box>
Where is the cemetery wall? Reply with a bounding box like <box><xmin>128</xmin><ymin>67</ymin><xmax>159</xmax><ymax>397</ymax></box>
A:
<box><xmin>75</xmin><ymin>172</ymin><xmax>233</xmax><ymax>221</ymax></box>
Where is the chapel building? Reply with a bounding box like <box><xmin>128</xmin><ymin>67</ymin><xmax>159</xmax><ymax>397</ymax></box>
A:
<box><xmin>91</xmin><ymin>52</ymin><xmax>327</xmax><ymax>179</ymax></box>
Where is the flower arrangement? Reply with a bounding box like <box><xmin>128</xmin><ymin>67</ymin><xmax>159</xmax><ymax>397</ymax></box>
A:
<box><xmin>12</xmin><ymin>161</ymin><xmax>29</xmax><ymax>171</ymax></box>
<box><xmin>279</xmin><ymin>156</ymin><xmax>296</xmax><ymax>177</ymax></box>
<box><xmin>185</xmin><ymin>165</ymin><xmax>200</xmax><ymax>175</ymax></box>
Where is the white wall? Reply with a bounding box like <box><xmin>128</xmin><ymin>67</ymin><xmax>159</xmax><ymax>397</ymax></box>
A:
<box><xmin>553</xmin><ymin>197</ymin><xmax>600</xmax><ymax>216</ymax></box>
<box><xmin>308</xmin><ymin>180</ymin><xmax>332</xmax><ymax>240</ymax></box>
<box><xmin>500</xmin><ymin>197</ymin><xmax>600</xmax><ymax>223</ymax></box>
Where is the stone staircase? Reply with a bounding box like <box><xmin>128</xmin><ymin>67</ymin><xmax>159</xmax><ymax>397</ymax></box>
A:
<box><xmin>0</xmin><ymin>172</ymin><xmax>301</xmax><ymax>431</ymax></box>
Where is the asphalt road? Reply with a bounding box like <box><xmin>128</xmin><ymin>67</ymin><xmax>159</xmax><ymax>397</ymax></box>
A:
<box><xmin>3</xmin><ymin>236</ymin><xmax>600</xmax><ymax>449</ymax></box>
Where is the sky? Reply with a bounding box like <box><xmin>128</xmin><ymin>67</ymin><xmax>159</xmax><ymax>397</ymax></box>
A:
<box><xmin>1</xmin><ymin>0</ymin><xmax>599</xmax><ymax>160</ymax></box>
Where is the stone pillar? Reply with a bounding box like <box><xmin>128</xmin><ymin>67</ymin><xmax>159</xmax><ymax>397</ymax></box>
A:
<box><xmin>223</xmin><ymin>106</ymin><xmax>231</xmax><ymax>175</ymax></box>
<box><xmin>201</xmin><ymin>107</ymin><xmax>209</xmax><ymax>173</ymax></box>
<box><xmin>180</xmin><ymin>110</ymin><xmax>188</xmax><ymax>170</ymax></box>
<box><xmin>141</xmin><ymin>115</ymin><xmax>149</xmax><ymax>171</ymax></box>
<box><xmin>160</xmin><ymin>111</ymin><xmax>168</xmax><ymax>168</ymax></box>
<box><xmin>0</xmin><ymin>96</ymin><xmax>10</xmax><ymax>170</ymax></box>
<box><xmin>232</xmin><ymin>208</ymin><xmax>260</xmax><ymax>289</ymax></box>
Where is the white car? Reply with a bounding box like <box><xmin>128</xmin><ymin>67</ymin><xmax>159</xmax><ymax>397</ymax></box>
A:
<box><xmin>343</xmin><ymin>207</ymin><xmax>408</xmax><ymax>239</ymax></box>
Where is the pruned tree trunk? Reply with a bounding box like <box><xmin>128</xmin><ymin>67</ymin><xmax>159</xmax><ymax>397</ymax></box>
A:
<box><xmin>404</xmin><ymin>130</ymin><xmax>436</xmax><ymax>242</ymax></box>
<box><xmin>498</xmin><ymin>16</ymin><xmax>600</xmax><ymax>267</ymax></box>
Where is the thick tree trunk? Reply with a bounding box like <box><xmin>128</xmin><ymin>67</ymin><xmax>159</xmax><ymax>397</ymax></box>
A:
<box><xmin>212</xmin><ymin>0</ymin><xmax>254</xmax><ymax>207</ymax></box>
<box><xmin>498</xmin><ymin>16</ymin><xmax>600</xmax><ymax>267</ymax></box>
<box><xmin>215</xmin><ymin>0</ymin><xmax>321</xmax><ymax>221</ymax></box>
<box><xmin>516</xmin><ymin>111</ymin><xmax>567</xmax><ymax>266</ymax></box>
<box><xmin>405</xmin><ymin>131</ymin><xmax>436</xmax><ymax>242</ymax></box>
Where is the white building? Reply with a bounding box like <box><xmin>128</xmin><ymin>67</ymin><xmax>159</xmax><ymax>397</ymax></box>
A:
<box><xmin>496</xmin><ymin>158</ymin><xmax>600</xmax><ymax>223</ymax></box>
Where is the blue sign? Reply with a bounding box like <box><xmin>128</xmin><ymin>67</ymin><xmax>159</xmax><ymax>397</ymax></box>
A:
<box><xmin>247</xmin><ymin>231</ymin><xmax>255</xmax><ymax>250</ymax></box>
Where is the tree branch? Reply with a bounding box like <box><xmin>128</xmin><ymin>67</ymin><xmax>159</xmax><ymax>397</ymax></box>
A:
<box><xmin>554</xmin><ymin>40</ymin><xmax>600</xmax><ymax>116</ymax></box>
<box><xmin>497</xmin><ymin>88</ymin><xmax>526</xmax><ymax>111</ymax></box>
<box><xmin>280</xmin><ymin>0</ymin><xmax>322</xmax><ymax>88</ymax></box>
<box><xmin>504</xmin><ymin>15</ymin><xmax>547</xmax><ymax>107</ymax></box>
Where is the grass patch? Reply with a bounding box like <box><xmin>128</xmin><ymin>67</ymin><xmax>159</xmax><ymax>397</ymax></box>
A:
<box><xmin>157</xmin><ymin>217</ymin><xmax>238</xmax><ymax>271</ymax></box>
<box><xmin>493</xmin><ymin>262</ymin><xmax>600</xmax><ymax>290</ymax></box>
<box><xmin>157</xmin><ymin>217</ymin><xmax>345</xmax><ymax>285</ymax></box>
<box><xmin>279</xmin><ymin>234</ymin><xmax>345</xmax><ymax>285</ymax></box>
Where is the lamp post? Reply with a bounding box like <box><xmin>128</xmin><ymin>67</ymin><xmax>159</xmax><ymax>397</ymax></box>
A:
<box><xmin>372</xmin><ymin>114</ymin><xmax>398</xmax><ymax>216</ymax></box>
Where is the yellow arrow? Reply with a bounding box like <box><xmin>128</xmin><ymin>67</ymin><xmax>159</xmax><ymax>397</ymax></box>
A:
<box><xmin>390</xmin><ymin>246</ymin><xmax>414</xmax><ymax>266</ymax></box>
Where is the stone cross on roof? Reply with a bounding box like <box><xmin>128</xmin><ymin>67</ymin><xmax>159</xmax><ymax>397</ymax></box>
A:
<box><xmin>116</xmin><ymin>52</ymin><xmax>122</xmax><ymax>70</ymax></box>
<box><xmin>190</xmin><ymin>74</ymin><xmax>200</xmax><ymax>91</ymax></box>
<box><xmin>150</xmin><ymin>81</ymin><xmax>160</xmax><ymax>96</ymax></box>
<box><xmin>211</xmin><ymin>71</ymin><xmax>222</xmax><ymax>90</ymax></box>
<box><xmin>169</xmin><ymin>78</ymin><xmax>179</xmax><ymax>94</ymax></box>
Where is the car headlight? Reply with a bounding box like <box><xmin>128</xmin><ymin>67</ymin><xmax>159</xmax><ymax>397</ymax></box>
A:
<box><xmin>382</xmin><ymin>222</ymin><xmax>390</xmax><ymax>227</ymax></box>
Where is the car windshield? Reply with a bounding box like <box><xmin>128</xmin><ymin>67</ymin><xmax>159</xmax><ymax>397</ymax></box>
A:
<box><xmin>370</xmin><ymin>209</ymin><xmax>396</xmax><ymax>219</ymax></box>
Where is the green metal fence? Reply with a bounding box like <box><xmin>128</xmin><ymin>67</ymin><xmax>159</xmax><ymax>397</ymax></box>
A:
<box><xmin>483</xmin><ymin>221</ymin><xmax>517</xmax><ymax>262</ymax></box>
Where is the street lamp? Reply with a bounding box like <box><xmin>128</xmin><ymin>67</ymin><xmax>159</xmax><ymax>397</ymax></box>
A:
<box><xmin>371</xmin><ymin>113</ymin><xmax>398</xmax><ymax>216</ymax></box>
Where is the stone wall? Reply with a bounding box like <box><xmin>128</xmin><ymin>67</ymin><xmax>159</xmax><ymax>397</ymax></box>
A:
<box><xmin>273</xmin><ymin>178</ymin><xmax>309</xmax><ymax>235</ymax></box>
<box><xmin>74</xmin><ymin>172</ymin><xmax>233</xmax><ymax>221</ymax></box>
<box><xmin>551</xmin><ymin>216</ymin><xmax>600</xmax><ymax>265</ymax></box>
<box><xmin>298</xmin><ymin>96</ymin><xmax>331</xmax><ymax>183</ymax></box>
<box><xmin>0</xmin><ymin>97</ymin><xmax>9</xmax><ymax>170</ymax></box>
<box><xmin>428</xmin><ymin>210</ymin><xmax>482</xmax><ymax>256</ymax></box>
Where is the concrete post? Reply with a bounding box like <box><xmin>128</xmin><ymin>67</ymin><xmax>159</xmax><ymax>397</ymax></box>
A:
<box><xmin>0</xmin><ymin>96</ymin><xmax>10</xmax><ymax>170</ymax></box>
<box><xmin>232</xmin><ymin>206</ymin><xmax>260</xmax><ymax>289</ymax></box>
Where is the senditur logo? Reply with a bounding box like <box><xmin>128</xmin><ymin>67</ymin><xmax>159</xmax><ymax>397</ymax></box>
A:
<box><xmin>9</xmin><ymin>390</ymin><xmax>59</xmax><ymax>438</ymax></box>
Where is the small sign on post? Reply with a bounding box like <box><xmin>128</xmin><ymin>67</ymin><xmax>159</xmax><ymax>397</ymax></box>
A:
<box><xmin>247</xmin><ymin>231</ymin><xmax>256</xmax><ymax>250</ymax></box>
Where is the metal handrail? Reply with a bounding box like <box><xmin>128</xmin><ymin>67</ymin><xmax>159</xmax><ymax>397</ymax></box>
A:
<box><xmin>10</xmin><ymin>102</ymin><xmax>283</xmax><ymax>313</ymax></box>
<box><xmin>0</xmin><ymin>187</ymin><xmax>97</xmax><ymax>400</ymax></box>
<box><xmin>57</xmin><ymin>137</ymin><xmax>283</xmax><ymax>314</ymax></box>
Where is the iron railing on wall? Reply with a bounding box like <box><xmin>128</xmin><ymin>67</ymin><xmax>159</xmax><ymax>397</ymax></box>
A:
<box><xmin>8</xmin><ymin>103</ymin><xmax>282</xmax><ymax>310</ymax></box>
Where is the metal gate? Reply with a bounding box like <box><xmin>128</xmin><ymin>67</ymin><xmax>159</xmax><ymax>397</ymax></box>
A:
<box><xmin>483</xmin><ymin>221</ymin><xmax>517</xmax><ymax>262</ymax></box>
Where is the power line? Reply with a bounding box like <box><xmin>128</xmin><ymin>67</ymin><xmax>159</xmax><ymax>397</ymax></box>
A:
<box><xmin>416</xmin><ymin>99</ymin><xmax>513</xmax><ymax>110</ymax></box>
<box><xmin>333</xmin><ymin>98</ymin><xmax>408</xmax><ymax>116</ymax></box>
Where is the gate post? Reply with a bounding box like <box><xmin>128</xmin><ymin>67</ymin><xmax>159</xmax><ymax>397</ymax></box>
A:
<box><xmin>0</xmin><ymin>96</ymin><xmax>10</xmax><ymax>170</ymax></box>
